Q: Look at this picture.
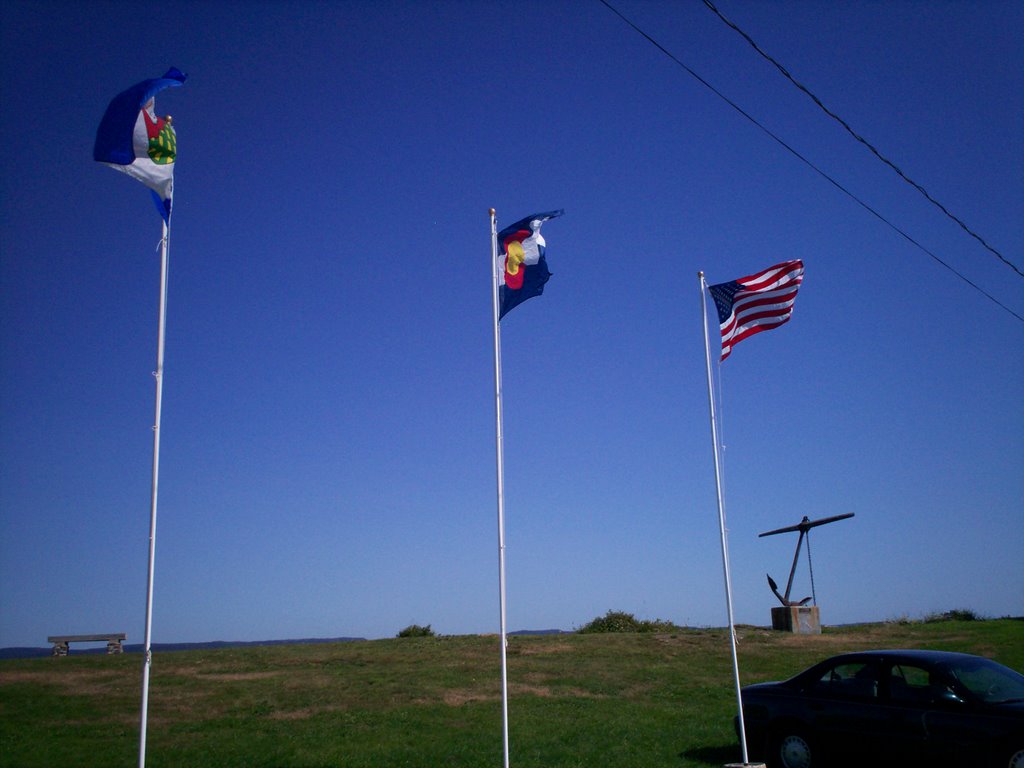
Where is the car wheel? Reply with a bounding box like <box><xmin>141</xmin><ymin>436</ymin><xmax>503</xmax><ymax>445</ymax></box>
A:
<box><xmin>772</xmin><ymin>728</ymin><xmax>814</xmax><ymax>768</ymax></box>
<box><xmin>1007</xmin><ymin>748</ymin><xmax>1024</xmax><ymax>768</ymax></box>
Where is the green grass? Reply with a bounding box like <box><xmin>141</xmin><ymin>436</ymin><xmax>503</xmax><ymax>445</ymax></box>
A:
<box><xmin>1</xmin><ymin>619</ymin><xmax>1021</xmax><ymax>767</ymax></box>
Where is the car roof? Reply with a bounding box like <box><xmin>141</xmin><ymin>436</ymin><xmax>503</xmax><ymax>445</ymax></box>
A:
<box><xmin>823</xmin><ymin>649</ymin><xmax>987</xmax><ymax>664</ymax></box>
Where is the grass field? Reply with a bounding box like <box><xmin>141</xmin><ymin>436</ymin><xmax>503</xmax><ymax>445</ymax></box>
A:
<box><xmin>1</xmin><ymin>618</ymin><xmax>1021</xmax><ymax>767</ymax></box>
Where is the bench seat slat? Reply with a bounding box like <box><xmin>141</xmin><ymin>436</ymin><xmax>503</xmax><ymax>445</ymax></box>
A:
<box><xmin>48</xmin><ymin>634</ymin><xmax>126</xmax><ymax>643</ymax></box>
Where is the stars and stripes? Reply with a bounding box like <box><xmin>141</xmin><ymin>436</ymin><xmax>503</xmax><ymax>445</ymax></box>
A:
<box><xmin>707</xmin><ymin>259</ymin><xmax>804</xmax><ymax>361</ymax></box>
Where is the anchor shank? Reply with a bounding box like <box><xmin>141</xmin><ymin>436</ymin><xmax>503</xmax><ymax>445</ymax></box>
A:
<box><xmin>783</xmin><ymin>530</ymin><xmax>805</xmax><ymax>603</ymax></box>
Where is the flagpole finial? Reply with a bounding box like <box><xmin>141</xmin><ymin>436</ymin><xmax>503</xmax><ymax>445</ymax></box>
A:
<box><xmin>489</xmin><ymin>208</ymin><xmax>496</xmax><ymax>217</ymax></box>
<box><xmin>698</xmin><ymin>271</ymin><xmax>704</xmax><ymax>278</ymax></box>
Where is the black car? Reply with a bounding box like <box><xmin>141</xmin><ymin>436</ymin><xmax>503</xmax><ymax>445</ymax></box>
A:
<box><xmin>736</xmin><ymin>649</ymin><xmax>1024</xmax><ymax>768</ymax></box>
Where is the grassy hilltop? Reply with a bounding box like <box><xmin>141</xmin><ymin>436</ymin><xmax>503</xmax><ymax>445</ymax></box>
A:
<box><xmin>1</xmin><ymin>618</ymin><xmax>1021</xmax><ymax>767</ymax></box>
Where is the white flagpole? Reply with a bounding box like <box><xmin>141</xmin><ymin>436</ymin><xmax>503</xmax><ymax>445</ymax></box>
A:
<box><xmin>489</xmin><ymin>208</ymin><xmax>511</xmax><ymax>768</ymax></box>
<box><xmin>139</xmin><ymin>216</ymin><xmax>171</xmax><ymax>768</ymax></box>
<box><xmin>699</xmin><ymin>271</ymin><xmax>753</xmax><ymax>766</ymax></box>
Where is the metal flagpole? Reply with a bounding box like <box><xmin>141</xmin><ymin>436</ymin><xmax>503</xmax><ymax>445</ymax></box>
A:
<box><xmin>139</xmin><ymin>216</ymin><xmax>172</xmax><ymax>768</ymax></box>
<box><xmin>489</xmin><ymin>209</ymin><xmax>511</xmax><ymax>768</ymax></box>
<box><xmin>699</xmin><ymin>271</ymin><xmax>753</xmax><ymax>766</ymax></box>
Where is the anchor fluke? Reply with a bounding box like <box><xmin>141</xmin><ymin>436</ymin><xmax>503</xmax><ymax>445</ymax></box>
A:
<box><xmin>767</xmin><ymin>573</ymin><xmax>811</xmax><ymax>606</ymax></box>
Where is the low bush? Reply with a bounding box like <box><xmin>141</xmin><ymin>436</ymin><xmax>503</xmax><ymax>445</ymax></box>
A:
<box><xmin>577</xmin><ymin>610</ymin><xmax>679</xmax><ymax>634</ymax></box>
<box><xmin>925</xmin><ymin>609</ymin><xmax>983</xmax><ymax>623</ymax></box>
<box><xmin>397</xmin><ymin>624</ymin><xmax>435</xmax><ymax>638</ymax></box>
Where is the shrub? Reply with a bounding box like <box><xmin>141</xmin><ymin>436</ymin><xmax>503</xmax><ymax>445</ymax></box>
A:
<box><xmin>925</xmin><ymin>609</ymin><xmax>983</xmax><ymax>623</ymax></box>
<box><xmin>396</xmin><ymin>624</ymin><xmax>435</xmax><ymax>638</ymax></box>
<box><xmin>577</xmin><ymin>610</ymin><xmax>678</xmax><ymax>634</ymax></box>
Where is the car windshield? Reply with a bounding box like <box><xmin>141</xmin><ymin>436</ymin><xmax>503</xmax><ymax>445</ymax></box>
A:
<box><xmin>938</xmin><ymin>657</ymin><xmax>1024</xmax><ymax>704</ymax></box>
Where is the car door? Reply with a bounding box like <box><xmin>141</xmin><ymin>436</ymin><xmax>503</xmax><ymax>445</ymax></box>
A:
<box><xmin>920</xmin><ymin>696</ymin><xmax>1000</xmax><ymax>767</ymax></box>
<box><xmin>877</xmin><ymin>659</ymin><xmax>942</xmax><ymax>764</ymax></box>
<box><xmin>802</xmin><ymin>658</ymin><xmax>889</xmax><ymax>762</ymax></box>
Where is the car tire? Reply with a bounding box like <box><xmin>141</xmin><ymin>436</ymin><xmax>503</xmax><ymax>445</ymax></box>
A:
<box><xmin>771</xmin><ymin>727</ymin><xmax>815</xmax><ymax>768</ymax></box>
<box><xmin>1007</xmin><ymin>747</ymin><xmax>1024</xmax><ymax>768</ymax></box>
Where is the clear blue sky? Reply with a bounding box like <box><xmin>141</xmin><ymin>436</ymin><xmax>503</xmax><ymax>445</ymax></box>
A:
<box><xmin>1</xmin><ymin>0</ymin><xmax>1021</xmax><ymax>649</ymax></box>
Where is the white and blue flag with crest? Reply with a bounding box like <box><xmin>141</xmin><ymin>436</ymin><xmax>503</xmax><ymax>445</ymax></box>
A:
<box><xmin>94</xmin><ymin>68</ymin><xmax>186</xmax><ymax>221</ymax></box>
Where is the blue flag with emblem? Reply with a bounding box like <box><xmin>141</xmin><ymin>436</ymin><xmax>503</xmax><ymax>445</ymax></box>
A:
<box><xmin>497</xmin><ymin>210</ymin><xmax>563</xmax><ymax>319</ymax></box>
<box><xmin>94</xmin><ymin>68</ymin><xmax>186</xmax><ymax>221</ymax></box>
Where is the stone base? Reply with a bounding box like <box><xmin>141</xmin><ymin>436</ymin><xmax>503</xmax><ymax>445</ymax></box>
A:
<box><xmin>771</xmin><ymin>605</ymin><xmax>821</xmax><ymax>634</ymax></box>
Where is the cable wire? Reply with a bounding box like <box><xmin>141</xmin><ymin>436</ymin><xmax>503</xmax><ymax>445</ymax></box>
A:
<box><xmin>701</xmin><ymin>0</ymin><xmax>1022</xmax><ymax>280</ymax></box>
<box><xmin>597</xmin><ymin>0</ymin><xmax>1023</xmax><ymax>323</ymax></box>
<box><xmin>806</xmin><ymin>530</ymin><xmax>817</xmax><ymax>606</ymax></box>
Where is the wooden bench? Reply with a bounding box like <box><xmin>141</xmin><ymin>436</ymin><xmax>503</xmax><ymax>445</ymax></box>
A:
<box><xmin>47</xmin><ymin>633</ymin><xmax>126</xmax><ymax>656</ymax></box>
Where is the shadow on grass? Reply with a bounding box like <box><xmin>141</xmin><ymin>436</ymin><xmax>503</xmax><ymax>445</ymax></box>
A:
<box><xmin>680</xmin><ymin>743</ymin><xmax>743</xmax><ymax>765</ymax></box>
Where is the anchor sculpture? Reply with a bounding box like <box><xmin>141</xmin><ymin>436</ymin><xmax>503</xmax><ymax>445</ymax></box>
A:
<box><xmin>760</xmin><ymin>512</ymin><xmax>854</xmax><ymax>607</ymax></box>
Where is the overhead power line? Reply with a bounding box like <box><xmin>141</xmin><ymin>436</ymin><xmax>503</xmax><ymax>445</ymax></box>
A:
<box><xmin>701</xmin><ymin>0</ymin><xmax>1023</xmax><ymax>280</ymax></box>
<box><xmin>596</xmin><ymin>0</ymin><xmax>1022</xmax><ymax>323</ymax></box>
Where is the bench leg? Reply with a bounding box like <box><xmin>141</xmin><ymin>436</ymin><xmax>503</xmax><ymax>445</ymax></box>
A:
<box><xmin>51</xmin><ymin>642</ymin><xmax>69</xmax><ymax>657</ymax></box>
<box><xmin>106</xmin><ymin>640</ymin><xmax>124</xmax><ymax>654</ymax></box>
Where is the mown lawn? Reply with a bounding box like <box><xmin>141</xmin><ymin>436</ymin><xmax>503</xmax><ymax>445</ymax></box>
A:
<box><xmin>1</xmin><ymin>619</ymin><xmax>1021</xmax><ymax>767</ymax></box>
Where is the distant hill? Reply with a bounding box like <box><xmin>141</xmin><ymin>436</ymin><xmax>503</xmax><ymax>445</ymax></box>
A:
<box><xmin>509</xmin><ymin>628</ymin><xmax>570</xmax><ymax>636</ymax></box>
<box><xmin>0</xmin><ymin>632</ymin><xmax>572</xmax><ymax>659</ymax></box>
<box><xmin>0</xmin><ymin>636</ymin><xmax>365</xmax><ymax>660</ymax></box>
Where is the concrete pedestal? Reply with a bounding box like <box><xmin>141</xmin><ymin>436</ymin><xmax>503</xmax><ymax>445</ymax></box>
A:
<box><xmin>771</xmin><ymin>605</ymin><xmax>820</xmax><ymax>634</ymax></box>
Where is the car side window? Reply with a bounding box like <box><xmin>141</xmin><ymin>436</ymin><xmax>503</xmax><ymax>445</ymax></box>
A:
<box><xmin>813</xmin><ymin>661</ymin><xmax>878</xmax><ymax>699</ymax></box>
<box><xmin>888</xmin><ymin>663</ymin><xmax>937</xmax><ymax>703</ymax></box>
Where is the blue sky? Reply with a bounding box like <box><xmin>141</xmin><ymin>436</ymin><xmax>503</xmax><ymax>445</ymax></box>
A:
<box><xmin>1</xmin><ymin>0</ymin><xmax>1021</xmax><ymax>650</ymax></box>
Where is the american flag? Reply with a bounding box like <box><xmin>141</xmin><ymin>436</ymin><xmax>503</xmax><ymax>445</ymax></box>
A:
<box><xmin>708</xmin><ymin>260</ymin><xmax>804</xmax><ymax>361</ymax></box>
